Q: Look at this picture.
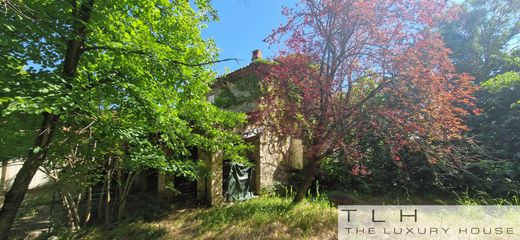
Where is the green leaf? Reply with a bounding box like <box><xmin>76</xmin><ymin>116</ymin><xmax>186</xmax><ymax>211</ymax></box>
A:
<box><xmin>38</xmin><ymin>88</ymin><xmax>49</xmax><ymax>93</ymax></box>
<box><xmin>32</xmin><ymin>146</ymin><xmax>42</xmax><ymax>154</ymax></box>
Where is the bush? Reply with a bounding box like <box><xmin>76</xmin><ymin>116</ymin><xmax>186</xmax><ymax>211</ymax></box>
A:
<box><xmin>318</xmin><ymin>139</ymin><xmax>520</xmax><ymax>198</ymax></box>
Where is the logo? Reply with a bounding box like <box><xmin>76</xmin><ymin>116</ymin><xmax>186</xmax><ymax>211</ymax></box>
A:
<box><xmin>338</xmin><ymin>205</ymin><xmax>520</xmax><ymax>239</ymax></box>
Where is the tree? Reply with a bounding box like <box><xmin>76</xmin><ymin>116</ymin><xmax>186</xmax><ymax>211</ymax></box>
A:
<box><xmin>0</xmin><ymin>114</ymin><xmax>41</xmax><ymax>164</ymax></box>
<box><xmin>0</xmin><ymin>1</ymin><xmax>246</xmax><ymax>238</ymax></box>
<box><xmin>262</xmin><ymin>0</ymin><xmax>477</xmax><ymax>203</ymax></box>
<box><xmin>441</xmin><ymin>0</ymin><xmax>520</xmax><ymax>83</ymax></box>
<box><xmin>477</xmin><ymin>51</ymin><xmax>520</xmax><ymax>160</ymax></box>
<box><xmin>441</xmin><ymin>0</ymin><xmax>520</xmax><ymax>184</ymax></box>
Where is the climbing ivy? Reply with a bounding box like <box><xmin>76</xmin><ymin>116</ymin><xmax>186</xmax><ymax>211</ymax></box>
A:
<box><xmin>214</xmin><ymin>61</ymin><xmax>270</xmax><ymax>111</ymax></box>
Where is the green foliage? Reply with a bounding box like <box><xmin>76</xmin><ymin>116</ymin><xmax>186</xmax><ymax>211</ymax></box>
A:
<box><xmin>317</xmin><ymin>115</ymin><xmax>519</xmax><ymax>197</ymax></box>
<box><xmin>0</xmin><ymin>0</ymin><xmax>249</xmax><ymax>178</ymax></box>
<box><xmin>432</xmin><ymin>0</ymin><xmax>520</xmax><ymax>197</ymax></box>
<box><xmin>0</xmin><ymin>1</ymin><xmax>252</xmax><ymax>228</ymax></box>
<box><xmin>0</xmin><ymin>114</ymin><xmax>41</xmax><ymax>162</ymax></box>
<box><xmin>441</xmin><ymin>0</ymin><xmax>520</xmax><ymax>162</ymax></box>
<box><xmin>319</xmin><ymin>143</ymin><xmax>442</xmax><ymax>195</ymax></box>
<box><xmin>483</xmin><ymin>72</ymin><xmax>520</xmax><ymax>93</ymax></box>
<box><xmin>481</xmin><ymin>71</ymin><xmax>520</xmax><ymax>106</ymax></box>
<box><xmin>214</xmin><ymin>87</ymin><xmax>238</xmax><ymax>109</ymax></box>
<box><xmin>319</xmin><ymin>140</ymin><xmax>520</xmax><ymax>197</ymax></box>
<box><xmin>471</xmin><ymin>54</ymin><xmax>520</xmax><ymax>161</ymax></box>
<box><xmin>441</xmin><ymin>0</ymin><xmax>520</xmax><ymax>83</ymax></box>
<box><xmin>214</xmin><ymin>74</ymin><xmax>263</xmax><ymax>111</ymax></box>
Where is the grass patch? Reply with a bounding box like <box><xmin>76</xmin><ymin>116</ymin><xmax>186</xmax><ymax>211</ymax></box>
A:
<box><xmin>70</xmin><ymin>221</ymin><xmax>167</xmax><ymax>240</ymax></box>
<box><xmin>196</xmin><ymin>196</ymin><xmax>336</xmax><ymax>238</ymax></box>
<box><xmin>327</xmin><ymin>189</ymin><xmax>457</xmax><ymax>205</ymax></box>
<box><xmin>454</xmin><ymin>191</ymin><xmax>520</xmax><ymax>205</ymax></box>
<box><xmin>68</xmin><ymin>195</ymin><xmax>337</xmax><ymax>240</ymax></box>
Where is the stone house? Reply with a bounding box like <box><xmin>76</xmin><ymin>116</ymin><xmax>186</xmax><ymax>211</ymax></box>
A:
<box><xmin>156</xmin><ymin>50</ymin><xmax>305</xmax><ymax>205</ymax></box>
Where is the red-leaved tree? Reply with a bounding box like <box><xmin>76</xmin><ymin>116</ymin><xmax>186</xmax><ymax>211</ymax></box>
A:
<box><xmin>260</xmin><ymin>0</ymin><xmax>477</xmax><ymax>202</ymax></box>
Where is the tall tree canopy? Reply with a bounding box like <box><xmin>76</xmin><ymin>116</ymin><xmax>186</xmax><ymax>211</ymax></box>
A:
<box><xmin>0</xmin><ymin>0</ymin><xmax>246</xmax><ymax>238</ymax></box>
<box><xmin>441</xmin><ymin>0</ymin><xmax>520</xmax><ymax>83</ymax></box>
<box><xmin>262</xmin><ymin>0</ymin><xmax>477</xmax><ymax>202</ymax></box>
<box><xmin>441</xmin><ymin>0</ymin><xmax>520</xmax><ymax>163</ymax></box>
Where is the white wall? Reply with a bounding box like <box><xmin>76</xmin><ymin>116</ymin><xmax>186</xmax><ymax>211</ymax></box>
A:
<box><xmin>1</xmin><ymin>159</ymin><xmax>50</xmax><ymax>191</ymax></box>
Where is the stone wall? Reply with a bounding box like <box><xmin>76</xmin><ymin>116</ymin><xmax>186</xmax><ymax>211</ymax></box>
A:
<box><xmin>196</xmin><ymin>150</ymin><xmax>223</xmax><ymax>205</ymax></box>
<box><xmin>157</xmin><ymin>173</ymin><xmax>175</xmax><ymax>202</ymax></box>
<box><xmin>155</xmin><ymin>131</ymin><xmax>304</xmax><ymax>203</ymax></box>
<box><xmin>257</xmin><ymin>131</ymin><xmax>292</xmax><ymax>192</ymax></box>
<box><xmin>242</xmin><ymin>127</ymin><xmax>305</xmax><ymax>193</ymax></box>
<box><xmin>288</xmin><ymin>138</ymin><xmax>304</xmax><ymax>170</ymax></box>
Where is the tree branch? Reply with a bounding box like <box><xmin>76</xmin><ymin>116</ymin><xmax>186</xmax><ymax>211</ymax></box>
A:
<box><xmin>169</xmin><ymin>58</ymin><xmax>240</xmax><ymax>67</ymax></box>
<box><xmin>81</xmin><ymin>45</ymin><xmax>240</xmax><ymax>67</ymax></box>
<box><xmin>80</xmin><ymin>46</ymin><xmax>148</xmax><ymax>54</ymax></box>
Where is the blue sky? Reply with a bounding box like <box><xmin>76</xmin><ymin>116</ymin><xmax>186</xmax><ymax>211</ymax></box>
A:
<box><xmin>202</xmin><ymin>0</ymin><xmax>467</xmax><ymax>75</ymax></box>
<box><xmin>202</xmin><ymin>0</ymin><xmax>298</xmax><ymax>75</ymax></box>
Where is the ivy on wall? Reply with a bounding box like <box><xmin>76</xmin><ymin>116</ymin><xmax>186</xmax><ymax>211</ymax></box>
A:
<box><xmin>214</xmin><ymin>70</ymin><xmax>263</xmax><ymax>111</ymax></box>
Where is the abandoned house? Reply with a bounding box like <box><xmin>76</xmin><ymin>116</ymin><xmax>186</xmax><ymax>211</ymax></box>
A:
<box><xmin>154</xmin><ymin>49</ymin><xmax>305</xmax><ymax>205</ymax></box>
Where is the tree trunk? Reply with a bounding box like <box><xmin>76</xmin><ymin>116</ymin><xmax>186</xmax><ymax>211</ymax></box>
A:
<box><xmin>116</xmin><ymin>171</ymin><xmax>138</xmax><ymax>222</ymax></box>
<box><xmin>293</xmin><ymin>157</ymin><xmax>320</xmax><ymax>203</ymax></box>
<box><xmin>83</xmin><ymin>187</ymin><xmax>92</xmax><ymax>226</ymax></box>
<box><xmin>97</xmin><ymin>155</ymin><xmax>112</xmax><ymax>221</ymax></box>
<box><xmin>0</xmin><ymin>112</ymin><xmax>59</xmax><ymax>240</ymax></box>
<box><xmin>105</xmin><ymin>161</ymin><xmax>113</xmax><ymax>224</ymax></box>
<box><xmin>60</xmin><ymin>190</ymin><xmax>81</xmax><ymax>230</ymax></box>
<box><xmin>0</xmin><ymin>1</ymin><xmax>94</xmax><ymax>238</ymax></box>
<box><xmin>97</xmin><ymin>177</ymin><xmax>107</xmax><ymax>221</ymax></box>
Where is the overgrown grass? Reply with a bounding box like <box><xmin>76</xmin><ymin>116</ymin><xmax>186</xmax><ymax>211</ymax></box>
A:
<box><xmin>29</xmin><ymin>187</ymin><xmax>520</xmax><ymax>239</ymax></box>
<box><xmin>455</xmin><ymin>190</ymin><xmax>520</xmax><ymax>205</ymax></box>
<box><xmin>70</xmin><ymin>221</ymin><xmax>167</xmax><ymax>240</ymax></box>
<box><xmin>60</xmin><ymin>185</ymin><xmax>520</xmax><ymax>240</ymax></box>
<box><xmin>67</xmin><ymin>195</ymin><xmax>337</xmax><ymax>240</ymax></box>
<box><xmin>196</xmin><ymin>196</ymin><xmax>336</xmax><ymax>237</ymax></box>
<box><xmin>326</xmin><ymin>189</ymin><xmax>457</xmax><ymax>205</ymax></box>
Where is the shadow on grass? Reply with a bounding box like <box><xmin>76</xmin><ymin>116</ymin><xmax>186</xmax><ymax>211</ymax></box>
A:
<box><xmin>70</xmin><ymin>222</ymin><xmax>168</xmax><ymax>240</ymax></box>
<box><xmin>7</xmin><ymin>183</ymin><xmax>61</xmax><ymax>240</ymax></box>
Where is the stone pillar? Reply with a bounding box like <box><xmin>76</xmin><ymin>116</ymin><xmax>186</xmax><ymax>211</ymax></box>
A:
<box><xmin>288</xmin><ymin>138</ymin><xmax>304</xmax><ymax>170</ymax></box>
<box><xmin>196</xmin><ymin>150</ymin><xmax>223</xmax><ymax>205</ymax></box>
<box><xmin>1</xmin><ymin>161</ymin><xmax>7</xmax><ymax>192</ymax></box>
<box><xmin>157</xmin><ymin>173</ymin><xmax>174</xmax><ymax>202</ymax></box>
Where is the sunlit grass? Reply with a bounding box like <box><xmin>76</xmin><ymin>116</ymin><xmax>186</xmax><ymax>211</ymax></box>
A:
<box><xmin>69</xmin><ymin>195</ymin><xmax>337</xmax><ymax>240</ymax></box>
<box><xmin>196</xmin><ymin>195</ymin><xmax>336</xmax><ymax>237</ymax></box>
<box><xmin>455</xmin><ymin>190</ymin><xmax>520</xmax><ymax>205</ymax></box>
